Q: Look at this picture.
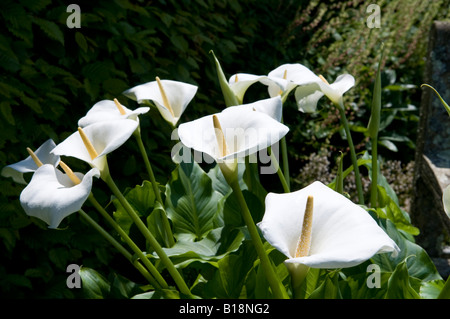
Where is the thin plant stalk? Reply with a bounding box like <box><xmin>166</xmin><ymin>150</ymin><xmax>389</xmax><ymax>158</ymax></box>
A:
<box><xmin>228</xmin><ymin>179</ymin><xmax>290</xmax><ymax>299</ymax></box>
<box><xmin>87</xmin><ymin>194</ymin><xmax>169</xmax><ymax>289</ymax></box>
<box><xmin>103</xmin><ymin>173</ymin><xmax>192</xmax><ymax>297</ymax></box>
<box><xmin>77</xmin><ymin>209</ymin><xmax>157</xmax><ymax>287</ymax></box>
<box><xmin>133</xmin><ymin>129</ymin><xmax>175</xmax><ymax>247</ymax></box>
<box><xmin>337</xmin><ymin>103</ymin><xmax>364</xmax><ymax>205</ymax></box>
<box><xmin>268</xmin><ymin>146</ymin><xmax>290</xmax><ymax>193</ymax></box>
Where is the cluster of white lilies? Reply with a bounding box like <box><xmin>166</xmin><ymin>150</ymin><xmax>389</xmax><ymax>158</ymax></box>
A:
<box><xmin>2</xmin><ymin>55</ymin><xmax>400</xmax><ymax>298</ymax></box>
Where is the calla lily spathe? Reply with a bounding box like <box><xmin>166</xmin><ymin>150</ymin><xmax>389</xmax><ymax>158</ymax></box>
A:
<box><xmin>20</xmin><ymin>164</ymin><xmax>100</xmax><ymax>228</ymax></box>
<box><xmin>51</xmin><ymin>120</ymin><xmax>138</xmax><ymax>175</ymax></box>
<box><xmin>294</xmin><ymin>73</ymin><xmax>355</xmax><ymax>113</ymax></box>
<box><xmin>257</xmin><ymin>181</ymin><xmax>399</xmax><ymax>269</ymax></box>
<box><xmin>1</xmin><ymin>139</ymin><xmax>60</xmax><ymax>184</ymax></box>
<box><xmin>123</xmin><ymin>78</ymin><xmax>198</xmax><ymax>127</ymax></box>
<box><xmin>177</xmin><ymin>103</ymin><xmax>289</xmax><ymax>163</ymax></box>
<box><xmin>78</xmin><ymin>99</ymin><xmax>150</xmax><ymax>127</ymax></box>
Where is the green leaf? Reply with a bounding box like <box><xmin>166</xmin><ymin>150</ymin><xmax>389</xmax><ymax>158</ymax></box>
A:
<box><xmin>160</xmin><ymin>227</ymin><xmax>244</xmax><ymax>268</ymax></box>
<box><xmin>308</xmin><ymin>270</ymin><xmax>343</xmax><ymax>299</ymax></box>
<box><xmin>75</xmin><ymin>32</ymin><xmax>88</xmax><ymax>53</ymax></box>
<box><xmin>165</xmin><ymin>160</ymin><xmax>223</xmax><ymax>241</ymax></box>
<box><xmin>79</xmin><ymin>267</ymin><xmax>110</xmax><ymax>299</ymax></box>
<box><xmin>0</xmin><ymin>101</ymin><xmax>15</xmax><ymax>125</ymax></box>
<box><xmin>202</xmin><ymin>241</ymin><xmax>258</xmax><ymax>298</ymax></box>
<box><xmin>420</xmin><ymin>279</ymin><xmax>445</xmax><ymax>299</ymax></box>
<box><xmin>32</xmin><ymin>17</ymin><xmax>64</xmax><ymax>45</ymax></box>
<box><xmin>113</xmin><ymin>180</ymin><xmax>156</xmax><ymax>235</ymax></box>
<box><xmin>385</xmin><ymin>261</ymin><xmax>421</xmax><ymax>299</ymax></box>
<box><xmin>371</xmin><ymin>219</ymin><xmax>441</xmax><ymax>282</ymax></box>
<box><xmin>421</xmin><ymin>84</ymin><xmax>450</xmax><ymax>117</ymax></box>
<box><xmin>209</xmin><ymin>50</ymin><xmax>240</xmax><ymax>107</ymax></box>
<box><xmin>109</xmin><ymin>273</ymin><xmax>143</xmax><ymax>299</ymax></box>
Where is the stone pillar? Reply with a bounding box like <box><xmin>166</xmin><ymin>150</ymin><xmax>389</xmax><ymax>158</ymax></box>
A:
<box><xmin>411</xmin><ymin>21</ymin><xmax>450</xmax><ymax>263</ymax></box>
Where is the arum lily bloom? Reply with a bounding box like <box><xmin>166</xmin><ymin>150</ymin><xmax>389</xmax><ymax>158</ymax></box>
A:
<box><xmin>51</xmin><ymin>120</ymin><xmax>138</xmax><ymax>178</ymax></box>
<box><xmin>227</xmin><ymin>73</ymin><xmax>288</xmax><ymax>105</ymax></box>
<box><xmin>78</xmin><ymin>99</ymin><xmax>150</xmax><ymax>127</ymax></box>
<box><xmin>224</xmin><ymin>96</ymin><xmax>283</xmax><ymax>122</ymax></box>
<box><xmin>228</xmin><ymin>63</ymin><xmax>321</xmax><ymax>104</ymax></box>
<box><xmin>20</xmin><ymin>163</ymin><xmax>100</xmax><ymax>228</ymax></box>
<box><xmin>123</xmin><ymin>77</ymin><xmax>198</xmax><ymax>127</ymax></box>
<box><xmin>258</xmin><ymin>181</ymin><xmax>399</xmax><ymax>269</ymax></box>
<box><xmin>1</xmin><ymin>139</ymin><xmax>60</xmax><ymax>184</ymax></box>
<box><xmin>294</xmin><ymin>72</ymin><xmax>355</xmax><ymax>113</ymax></box>
<box><xmin>177</xmin><ymin>105</ymin><xmax>289</xmax><ymax>182</ymax></box>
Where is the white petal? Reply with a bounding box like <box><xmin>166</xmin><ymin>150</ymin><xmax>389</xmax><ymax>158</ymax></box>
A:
<box><xmin>178</xmin><ymin>107</ymin><xmax>289</xmax><ymax>162</ymax></box>
<box><xmin>20</xmin><ymin>165</ymin><xmax>100</xmax><ymax>228</ymax></box>
<box><xmin>51</xmin><ymin>120</ymin><xmax>138</xmax><ymax>167</ymax></box>
<box><xmin>78</xmin><ymin>100</ymin><xmax>149</xmax><ymax>127</ymax></box>
<box><xmin>329</xmin><ymin>74</ymin><xmax>355</xmax><ymax>97</ymax></box>
<box><xmin>123</xmin><ymin>80</ymin><xmax>198</xmax><ymax>125</ymax></box>
<box><xmin>294</xmin><ymin>83</ymin><xmax>325</xmax><ymax>113</ymax></box>
<box><xmin>224</xmin><ymin>96</ymin><xmax>283</xmax><ymax>122</ymax></box>
<box><xmin>1</xmin><ymin>139</ymin><xmax>60</xmax><ymax>184</ymax></box>
<box><xmin>258</xmin><ymin>181</ymin><xmax>399</xmax><ymax>269</ymax></box>
<box><xmin>228</xmin><ymin>73</ymin><xmax>288</xmax><ymax>103</ymax></box>
<box><xmin>268</xmin><ymin>63</ymin><xmax>320</xmax><ymax>86</ymax></box>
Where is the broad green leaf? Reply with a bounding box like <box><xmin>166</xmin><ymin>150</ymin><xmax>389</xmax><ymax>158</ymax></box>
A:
<box><xmin>165</xmin><ymin>160</ymin><xmax>223</xmax><ymax>241</ymax></box>
<box><xmin>75</xmin><ymin>32</ymin><xmax>88</xmax><ymax>53</ymax></box>
<box><xmin>202</xmin><ymin>241</ymin><xmax>258</xmax><ymax>298</ymax></box>
<box><xmin>371</xmin><ymin>219</ymin><xmax>441</xmax><ymax>282</ymax></box>
<box><xmin>420</xmin><ymin>279</ymin><xmax>445</xmax><ymax>299</ymax></box>
<box><xmin>159</xmin><ymin>227</ymin><xmax>244</xmax><ymax>268</ymax></box>
<box><xmin>79</xmin><ymin>267</ymin><xmax>110</xmax><ymax>299</ymax></box>
<box><xmin>109</xmin><ymin>272</ymin><xmax>143</xmax><ymax>299</ymax></box>
<box><xmin>308</xmin><ymin>270</ymin><xmax>343</xmax><ymax>299</ymax></box>
<box><xmin>113</xmin><ymin>181</ymin><xmax>156</xmax><ymax>235</ymax></box>
<box><xmin>376</xmin><ymin>185</ymin><xmax>419</xmax><ymax>235</ymax></box>
<box><xmin>385</xmin><ymin>261</ymin><xmax>421</xmax><ymax>299</ymax></box>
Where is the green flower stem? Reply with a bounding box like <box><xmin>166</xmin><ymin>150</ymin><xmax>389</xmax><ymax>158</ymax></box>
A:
<box><xmin>370</xmin><ymin>135</ymin><xmax>378</xmax><ymax>208</ymax></box>
<box><xmin>133</xmin><ymin>129</ymin><xmax>175</xmax><ymax>247</ymax></box>
<box><xmin>280</xmin><ymin>137</ymin><xmax>290</xmax><ymax>192</ymax></box>
<box><xmin>103</xmin><ymin>173</ymin><xmax>192</xmax><ymax>297</ymax></box>
<box><xmin>285</xmin><ymin>263</ymin><xmax>309</xmax><ymax>299</ymax></box>
<box><xmin>337</xmin><ymin>103</ymin><xmax>365</xmax><ymax>205</ymax></box>
<box><xmin>77</xmin><ymin>209</ymin><xmax>157</xmax><ymax>287</ymax></box>
<box><xmin>229</xmin><ymin>179</ymin><xmax>289</xmax><ymax>299</ymax></box>
<box><xmin>87</xmin><ymin>193</ymin><xmax>169</xmax><ymax>290</ymax></box>
<box><xmin>268</xmin><ymin>146</ymin><xmax>290</xmax><ymax>193</ymax></box>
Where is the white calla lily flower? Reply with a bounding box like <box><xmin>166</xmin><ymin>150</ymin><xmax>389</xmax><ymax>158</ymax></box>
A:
<box><xmin>123</xmin><ymin>77</ymin><xmax>198</xmax><ymax>127</ymax></box>
<box><xmin>1</xmin><ymin>139</ymin><xmax>60</xmax><ymax>184</ymax></box>
<box><xmin>78</xmin><ymin>99</ymin><xmax>150</xmax><ymax>127</ymax></box>
<box><xmin>258</xmin><ymin>181</ymin><xmax>399</xmax><ymax>269</ymax></box>
<box><xmin>20</xmin><ymin>164</ymin><xmax>100</xmax><ymax>228</ymax></box>
<box><xmin>228</xmin><ymin>73</ymin><xmax>288</xmax><ymax>105</ymax></box>
<box><xmin>178</xmin><ymin>104</ymin><xmax>289</xmax><ymax>163</ymax></box>
<box><xmin>294</xmin><ymin>73</ymin><xmax>355</xmax><ymax>113</ymax></box>
<box><xmin>51</xmin><ymin>120</ymin><xmax>138</xmax><ymax>176</ymax></box>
